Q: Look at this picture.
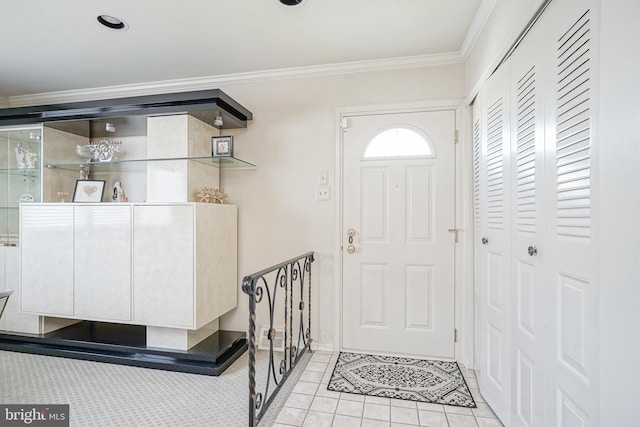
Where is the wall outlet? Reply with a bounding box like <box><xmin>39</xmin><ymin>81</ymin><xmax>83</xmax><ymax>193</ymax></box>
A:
<box><xmin>316</xmin><ymin>185</ymin><xmax>331</xmax><ymax>201</ymax></box>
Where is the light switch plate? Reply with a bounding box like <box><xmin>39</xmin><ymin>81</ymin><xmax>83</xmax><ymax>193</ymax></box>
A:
<box><xmin>318</xmin><ymin>171</ymin><xmax>328</xmax><ymax>185</ymax></box>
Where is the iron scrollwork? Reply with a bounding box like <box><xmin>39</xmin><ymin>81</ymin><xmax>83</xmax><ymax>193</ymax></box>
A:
<box><xmin>242</xmin><ymin>251</ymin><xmax>315</xmax><ymax>427</ymax></box>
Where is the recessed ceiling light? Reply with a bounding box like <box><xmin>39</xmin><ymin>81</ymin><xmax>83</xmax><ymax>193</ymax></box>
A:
<box><xmin>278</xmin><ymin>0</ymin><xmax>305</xmax><ymax>6</ymax></box>
<box><xmin>97</xmin><ymin>14</ymin><xmax>128</xmax><ymax>30</ymax></box>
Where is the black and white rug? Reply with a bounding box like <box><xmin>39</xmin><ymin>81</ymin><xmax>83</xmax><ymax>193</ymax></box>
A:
<box><xmin>327</xmin><ymin>352</ymin><xmax>476</xmax><ymax>408</ymax></box>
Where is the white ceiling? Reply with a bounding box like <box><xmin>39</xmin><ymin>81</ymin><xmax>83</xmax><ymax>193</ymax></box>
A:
<box><xmin>1</xmin><ymin>0</ymin><xmax>485</xmax><ymax>100</ymax></box>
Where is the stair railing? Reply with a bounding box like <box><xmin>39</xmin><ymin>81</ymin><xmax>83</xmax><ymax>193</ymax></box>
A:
<box><xmin>242</xmin><ymin>251</ymin><xmax>314</xmax><ymax>426</ymax></box>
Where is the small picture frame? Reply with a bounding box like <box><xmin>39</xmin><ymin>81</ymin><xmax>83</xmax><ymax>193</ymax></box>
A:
<box><xmin>212</xmin><ymin>135</ymin><xmax>234</xmax><ymax>158</ymax></box>
<box><xmin>258</xmin><ymin>326</ymin><xmax>285</xmax><ymax>352</ymax></box>
<box><xmin>73</xmin><ymin>180</ymin><xmax>106</xmax><ymax>203</ymax></box>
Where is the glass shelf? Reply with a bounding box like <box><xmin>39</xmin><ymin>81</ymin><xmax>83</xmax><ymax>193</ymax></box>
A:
<box><xmin>45</xmin><ymin>156</ymin><xmax>256</xmax><ymax>173</ymax></box>
<box><xmin>0</xmin><ymin>168</ymin><xmax>40</xmax><ymax>177</ymax></box>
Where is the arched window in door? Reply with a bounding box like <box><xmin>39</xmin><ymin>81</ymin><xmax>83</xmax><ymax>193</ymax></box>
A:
<box><xmin>364</xmin><ymin>125</ymin><xmax>435</xmax><ymax>159</ymax></box>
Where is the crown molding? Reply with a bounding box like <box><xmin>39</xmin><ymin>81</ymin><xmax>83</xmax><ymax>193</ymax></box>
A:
<box><xmin>460</xmin><ymin>0</ymin><xmax>498</xmax><ymax>61</ymax></box>
<box><xmin>9</xmin><ymin>52</ymin><xmax>464</xmax><ymax>107</ymax></box>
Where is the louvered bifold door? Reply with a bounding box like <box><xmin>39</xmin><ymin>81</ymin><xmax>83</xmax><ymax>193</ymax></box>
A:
<box><xmin>509</xmin><ymin>19</ymin><xmax>547</xmax><ymax>427</ymax></box>
<box><xmin>542</xmin><ymin>0</ymin><xmax>599</xmax><ymax>425</ymax></box>
<box><xmin>472</xmin><ymin>95</ymin><xmax>484</xmax><ymax>381</ymax></box>
<box><xmin>477</xmin><ymin>60</ymin><xmax>512</xmax><ymax>424</ymax></box>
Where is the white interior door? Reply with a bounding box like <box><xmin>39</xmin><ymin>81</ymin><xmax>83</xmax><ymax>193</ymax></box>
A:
<box><xmin>543</xmin><ymin>1</ymin><xmax>598</xmax><ymax>424</ymax></box>
<box><xmin>509</xmin><ymin>27</ymin><xmax>546</xmax><ymax>427</ymax></box>
<box><xmin>477</xmin><ymin>61</ymin><xmax>512</xmax><ymax>423</ymax></box>
<box><xmin>341</xmin><ymin>109</ymin><xmax>456</xmax><ymax>359</ymax></box>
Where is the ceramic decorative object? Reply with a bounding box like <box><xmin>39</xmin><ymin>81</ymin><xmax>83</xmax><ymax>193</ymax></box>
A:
<box><xmin>57</xmin><ymin>192</ymin><xmax>69</xmax><ymax>203</ymax></box>
<box><xmin>15</xmin><ymin>143</ymin><xmax>38</xmax><ymax>169</ymax></box>
<box><xmin>111</xmin><ymin>181</ymin><xmax>128</xmax><ymax>202</ymax></box>
<box><xmin>75</xmin><ymin>139</ymin><xmax>121</xmax><ymax>162</ymax></box>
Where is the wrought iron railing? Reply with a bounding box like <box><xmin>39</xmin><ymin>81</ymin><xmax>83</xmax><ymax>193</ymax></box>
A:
<box><xmin>242</xmin><ymin>251</ymin><xmax>315</xmax><ymax>427</ymax></box>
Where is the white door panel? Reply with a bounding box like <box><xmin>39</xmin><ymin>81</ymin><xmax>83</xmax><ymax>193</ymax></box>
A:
<box><xmin>509</xmin><ymin>16</ymin><xmax>547</xmax><ymax>427</ymax></box>
<box><xmin>342</xmin><ymin>110</ymin><xmax>456</xmax><ymax>359</ymax></box>
<box><xmin>477</xmin><ymin>61</ymin><xmax>512</xmax><ymax>423</ymax></box>
<box><xmin>542</xmin><ymin>1</ymin><xmax>598</xmax><ymax>425</ymax></box>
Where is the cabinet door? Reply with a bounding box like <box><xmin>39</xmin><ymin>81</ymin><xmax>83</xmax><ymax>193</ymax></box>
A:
<box><xmin>133</xmin><ymin>205</ymin><xmax>194</xmax><ymax>328</ymax></box>
<box><xmin>74</xmin><ymin>205</ymin><xmax>132</xmax><ymax>322</ymax></box>
<box><xmin>21</xmin><ymin>204</ymin><xmax>74</xmax><ymax>316</ymax></box>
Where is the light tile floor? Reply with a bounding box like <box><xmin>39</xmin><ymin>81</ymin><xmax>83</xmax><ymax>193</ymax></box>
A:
<box><xmin>273</xmin><ymin>351</ymin><xmax>505</xmax><ymax>427</ymax></box>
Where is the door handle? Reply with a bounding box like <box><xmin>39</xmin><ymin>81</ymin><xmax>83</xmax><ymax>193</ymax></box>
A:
<box><xmin>482</xmin><ymin>237</ymin><xmax>489</xmax><ymax>245</ymax></box>
<box><xmin>528</xmin><ymin>245</ymin><xmax>538</xmax><ymax>256</ymax></box>
<box><xmin>346</xmin><ymin>229</ymin><xmax>356</xmax><ymax>253</ymax></box>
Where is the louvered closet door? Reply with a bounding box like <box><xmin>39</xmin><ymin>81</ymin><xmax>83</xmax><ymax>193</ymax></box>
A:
<box><xmin>509</xmin><ymin>24</ymin><xmax>547</xmax><ymax>427</ymax></box>
<box><xmin>542</xmin><ymin>0</ymin><xmax>599</xmax><ymax>425</ymax></box>
<box><xmin>477</xmin><ymin>61</ymin><xmax>512</xmax><ymax>423</ymax></box>
<box><xmin>472</xmin><ymin>96</ymin><xmax>484</xmax><ymax>379</ymax></box>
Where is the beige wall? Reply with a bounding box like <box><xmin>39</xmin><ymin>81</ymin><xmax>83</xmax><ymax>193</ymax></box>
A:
<box><xmin>216</xmin><ymin>64</ymin><xmax>465</xmax><ymax>349</ymax></box>
<box><xmin>0</xmin><ymin>96</ymin><xmax>8</xmax><ymax>108</ymax></box>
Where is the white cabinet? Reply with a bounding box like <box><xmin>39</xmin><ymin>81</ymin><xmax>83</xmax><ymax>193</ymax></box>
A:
<box><xmin>20</xmin><ymin>203</ymin><xmax>237</xmax><ymax>330</ymax></box>
<box><xmin>21</xmin><ymin>204</ymin><xmax>74</xmax><ymax>316</ymax></box>
<box><xmin>133</xmin><ymin>205</ymin><xmax>194</xmax><ymax>328</ymax></box>
<box><xmin>133</xmin><ymin>204</ymin><xmax>238</xmax><ymax>329</ymax></box>
<box><xmin>21</xmin><ymin>204</ymin><xmax>129</xmax><ymax>321</ymax></box>
<box><xmin>74</xmin><ymin>205</ymin><xmax>132</xmax><ymax>321</ymax></box>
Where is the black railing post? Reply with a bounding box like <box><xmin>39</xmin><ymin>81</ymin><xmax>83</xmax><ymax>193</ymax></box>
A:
<box><xmin>241</xmin><ymin>278</ymin><xmax>258</xmax><ymax>427</ymax></box>
<box><xmin>242</xmin><ymin>252</ymin><xmax>314</xmax><ymax>426</ymax></box>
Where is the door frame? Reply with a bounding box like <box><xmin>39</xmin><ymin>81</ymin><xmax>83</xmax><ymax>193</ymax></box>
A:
<box><xmin>333</xmin><ymin>99</ymin><xmax>475</xmax><ymax>366</ymax></box>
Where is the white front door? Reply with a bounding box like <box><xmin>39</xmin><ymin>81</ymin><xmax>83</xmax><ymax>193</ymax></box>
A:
<box><xmin>341</xmin><ymin>110</ymin><xmax>456</xmax><ymax>359</ymax></box>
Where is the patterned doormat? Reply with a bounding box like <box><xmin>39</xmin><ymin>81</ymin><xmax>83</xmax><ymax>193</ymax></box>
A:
<box><xmin>327</xmin><ymin>352</ymin><xmax>476</xmax><ymax>408</ymax></box>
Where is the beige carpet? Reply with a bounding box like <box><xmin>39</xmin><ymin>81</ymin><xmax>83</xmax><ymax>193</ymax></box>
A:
<box><xmin>0</xmin><ymin>349</ymin><xmax>311</xmax><ymax>426</ymax></box>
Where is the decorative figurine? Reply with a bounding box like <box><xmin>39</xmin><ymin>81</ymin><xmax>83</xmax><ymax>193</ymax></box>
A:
<box><xmin>15</xmin><ymin>143</ymin><xmax>38</xmax><ymax>169</ymax></box>
<box><xmin>112</xmin><ymin>181</ymin><xmax>128</xmax><ymax>202</ymax></box>
<box><xmin>196</xmin><ymin>187</ymin><xmax>213</xmax><ymax>203</ymax></box>
<box><xmin>79</xmin><ymin>166</ymin><xmax>90</xmax><ymax>180</ymax></box>
<box><xmin>195</xmin><ymin>187</ymin><xmax>228</xmax><ymax>204</ymax></box>
<box><xmin>212</xmin><ymin>188</ymin><xmax>228</xmax><ymax>204</ymax></box>
<box><xmin>57</xmin><ymin>192</ymin><xmax>69</xmax><ymax>203</ymax></box>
